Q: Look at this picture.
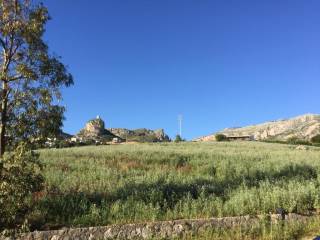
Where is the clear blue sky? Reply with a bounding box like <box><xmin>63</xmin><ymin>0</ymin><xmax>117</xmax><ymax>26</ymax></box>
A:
<box><xmin>42</xmin><ymin>0</ymin><xmax>320</xmax><ymax>140</ymax></box>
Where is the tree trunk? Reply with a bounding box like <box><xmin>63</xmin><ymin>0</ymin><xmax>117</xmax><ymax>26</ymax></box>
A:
<box><xmin>0</xmin><ymin>81</ymin><xmax>8</xmax><ymax>158</ymax></box>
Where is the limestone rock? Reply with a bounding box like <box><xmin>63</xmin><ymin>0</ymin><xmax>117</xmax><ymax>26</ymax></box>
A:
<box><xmin>78</xmin><ymin>116</ymin><xmax>107</xmax><ymax>138</ymax></box>
<box><xmin>108</xmin><ymin>128</ymin><xmax>170</xmax><ymax>142</ymax></box>
<box><xmin>76</xmin><ymin>116</ymin><xmax>170</xmax><ymax>143</ymax></box>
<box><xmin>154</xmin><ymin>129</ymin><xmax>170</xmax><ymax>141</ymax></box>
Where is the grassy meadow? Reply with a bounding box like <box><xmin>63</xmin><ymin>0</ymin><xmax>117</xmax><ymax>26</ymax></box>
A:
<box><xmin>30</xmin><ymin>141</ymin><xmax>320</xmax><ymax>238</ymax></box>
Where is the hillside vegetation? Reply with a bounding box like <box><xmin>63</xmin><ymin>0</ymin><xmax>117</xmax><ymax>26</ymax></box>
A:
<box><xmin>28</xmin><ymin>142</ymin><xmax>320</xmax><ymax>238</ymax></box>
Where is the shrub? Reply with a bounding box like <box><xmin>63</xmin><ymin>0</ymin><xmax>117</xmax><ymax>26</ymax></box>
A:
<box><xmin>215</xmin><ymin>134</ymin><xmax>228</xmax><ymax>142</ymax></box>
<box><xmin>311</xmin><ymin>135</ymin><xmax>320</xmax><ymax>144</ymax></box>
<box><xmin>54</xmin><ymin>140</ymin><xmax>73</xmax><ymax>149</ymax></box>
<box><xmin>0</xmin><ymin>143</ymin><xmax>44</xmax><ymax>231</ymax></box>
<box><xmin>174</xmin><ymin>135</ymin><xmax>183</xmax><ymax>143</ymax></box>
<box><xmin>287</xmin><ymin>137</ymin><xmax>299</xmax><ymax>144</ymax></box>
<box><xmin>287</xmin><ymin>137</ymin><xmax>310</xmax><ymax>146</ymax></box>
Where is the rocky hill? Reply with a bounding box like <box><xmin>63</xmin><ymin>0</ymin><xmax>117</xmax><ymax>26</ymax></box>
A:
<box><xmin>108</xmin><ymin>128</ymin><xmax>170</xmax><ymax>142</ymax></box>
<box><xmin>76</xmin><ymin>116</ymin><xmax>170</xmax><ymax>142</ymax></box>
<box><xmin>195</xmin><ymin>114</ymin><xmax>320</xmax><ymax>142</ymax></box>
<box><xmin>77</xmin><ymin>117</ymin><xmax>117</xmax><ymax>141</ymax></box>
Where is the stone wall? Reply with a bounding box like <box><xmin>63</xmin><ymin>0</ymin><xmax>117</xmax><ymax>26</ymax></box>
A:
<box><xmin>1</xmin><ymin>213</ymin><xmax>310</xmax><ymax>240</ymax></box>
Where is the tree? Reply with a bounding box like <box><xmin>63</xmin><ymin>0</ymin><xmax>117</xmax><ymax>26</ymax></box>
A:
<box><xmin>174</xmin><ymin>134</ymin><xmax>183</xmax><ymax>143</ymax></box>
<box><xmin>215</xmin><ymin>134</ymin><xmax>228</xmax><ymax>142</ymax></box>
<box><xmin>0</xmin><ymin>0</ymin><xmax>73</xmax><ymax>157</ymax></box>
<box><xmin>0</xmin><ymin>1</ymin><xmax>72</xmax><ymax>231</ymax></box>
<box><xmin>287</xmin><ymin>136</ymin><xmax>299</xmax><ymax>144</ymax></box>
<box><xmin>311</xmin><ymin>135</ymin><xmax>320</xmax><ymax>144</ymax></box>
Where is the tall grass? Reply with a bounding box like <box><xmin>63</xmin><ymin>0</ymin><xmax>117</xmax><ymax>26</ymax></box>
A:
<box><xmin>29</xmin><ymin>142</ymin><xmax>320</xmax><ymax>237</ymax></box>
<box><xmin>173</xmin><ymin>216</ymin><xmax>320</xmax><ymax>240</ymax></box>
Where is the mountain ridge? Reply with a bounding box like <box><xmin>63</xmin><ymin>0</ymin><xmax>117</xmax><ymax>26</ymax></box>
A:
<box><xmin>195</xmin><ymin>113</ymin><xmax>320</xmax><ymax>142</ymax></box>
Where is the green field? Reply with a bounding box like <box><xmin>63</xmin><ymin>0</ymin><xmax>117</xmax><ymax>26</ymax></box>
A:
<box><xmin>32</xmin><ymin>142</ymin><xmax>320</xmax><ymax>238</ymax></box>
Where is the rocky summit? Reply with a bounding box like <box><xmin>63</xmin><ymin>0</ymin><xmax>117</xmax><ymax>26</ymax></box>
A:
<box><xmin>195</xmin><ymin>114</ymin><xmax>320</xmax><ymax>142</ymax></box>
<box><xmin>78</xmin><ymin>116</ymin><xmax>108</xmax><ymax>137</ymax></box>
<box><xmin>77</xmin><ymin>116</ymin><xmax>170</xmax><ymax>142</ymax></box>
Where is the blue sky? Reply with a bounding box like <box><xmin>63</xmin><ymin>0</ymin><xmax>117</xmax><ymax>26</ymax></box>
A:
<box><xmin>42</xmin><ymin>0</ymin><xmax>320</xmax><ymax>140</ymax></box>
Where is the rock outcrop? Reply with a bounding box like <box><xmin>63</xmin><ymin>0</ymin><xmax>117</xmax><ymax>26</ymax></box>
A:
<box><xmin>76</xmin><ymin>116</ymin><xmax>170</xmax><ymax>143</ymax></box>
<box><xmin>108</xmin><ymin>128</ymin><xmax>170</xmax><ymax>142</ymax></box>
<box><xmin>78</xmin><ymin>116</ymin><xmax>108</xmax><ymax>137</ymax></box>
<box><xmin>77</xmin><ymin>116</ymin><xmax>117</xmax><ymax>141</ymax></box>
<box><xmin>195</xmin><ymin>114</ymin><xmax>320</xmax><ymax>142</ymax></box>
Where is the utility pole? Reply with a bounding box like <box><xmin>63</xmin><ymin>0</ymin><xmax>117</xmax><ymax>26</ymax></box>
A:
<box><xmin>178</xmin><ymin>114</ymin><xmax>183</xmax><ymax>137</ymax></box>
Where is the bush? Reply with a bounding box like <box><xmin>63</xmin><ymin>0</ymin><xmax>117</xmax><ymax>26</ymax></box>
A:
<box><xmin>311</xmin><ymin>135</ymin><xmax>320</xmax><ymax>144</ymax></box>
<box><xmin>287</xmin><ymin>137</ymin><xmax>310</xmax><ymax>146</ymax></box>
<box><xmin>54</xmin><ymin>140</ymin><xmax>73</xmax><ymax>149</ymax></box>
<box><xmin>287</xmin><ymin>137</ymin><xmax>299</xmax><ymax>144</ymax></box>
<box><xmin>215</xmin><ymin>134</ymin><xmax>228</xmax><ymax>142</ymax></box>
<box><xmin>174</xmin><ymin>135</ymin><xmax>183</xmax><ymax>143</ymax></box>
<box><xmin>0</xmin><ymin>143</ymin><xmax>44</xmax><ymax>231</ymax></box>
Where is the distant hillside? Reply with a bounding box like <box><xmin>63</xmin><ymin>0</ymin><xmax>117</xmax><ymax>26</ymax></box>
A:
<box><xmin>76</xmin><ymin>116</ymin><xmax>170</xmax><ymax>142</ymax></box>
<box><xmin>195</xmin><ymin>114</ymin><xmax>320</xmax><ymax>142</ymax></box>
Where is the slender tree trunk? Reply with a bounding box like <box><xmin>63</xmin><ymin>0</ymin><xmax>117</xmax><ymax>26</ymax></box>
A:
<box><xmin>0</xmin><ymin>81</ymin><xmax>8</xmax><ymax>158</ymax></box>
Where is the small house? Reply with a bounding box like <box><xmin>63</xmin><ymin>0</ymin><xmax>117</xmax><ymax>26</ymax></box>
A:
<box><xmin>112</xmin><ymin>137</ymin><xmax>121</xmax><ymax>143</ymax></box>
<box><xmin>70</xmin><ymin>136</ymin><xmax>84</xmax><ymax>143</ymax></box>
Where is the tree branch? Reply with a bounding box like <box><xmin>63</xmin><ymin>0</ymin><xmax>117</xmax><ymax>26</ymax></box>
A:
<box><xmin>0</xmin><ymin>38</ymin><xmax>6</xmax><ymax>50</ymax></box>
<box><xmin>8</xmin><ymin>75</ymin><xmax>24</xmax><ymax>82</ymax></box>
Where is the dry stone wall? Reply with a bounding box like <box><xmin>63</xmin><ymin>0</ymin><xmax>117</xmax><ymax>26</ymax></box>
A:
<box><xmin>1</xmin><ymin>213</ymin><xmax>310</xmax><ymax>240</ymax></box>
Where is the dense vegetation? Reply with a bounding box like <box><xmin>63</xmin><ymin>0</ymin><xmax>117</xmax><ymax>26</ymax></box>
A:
<box><xmin>175</xmin><ymin>216</ymin><xmax>320</xmax><ymax>240</ymax></box>
<box><xmin>0</xmin><ymin>143</ymin><xmax>43</xmax><ymax>231</ymax></box>
<box><xmin>261</xmin><ymin>135</ymin><xmax>320</xmax><ymax>147</ymax></box>
<box><xmin>174</xmin><ymin>134</ymin><xmax>183</xmax><ymax>142</ymax></box>
<box><xmin>0</xmin><ymin>0</ymin><xmax>72</xmax><ymax>233</ymax></box>
<box><xmin>24</xmin><ymin>142</ymin><xmax>320</xmax><ymax>237</ymax></box>
<box><xmin>215</xmin><ymin>134</ymin><xmax>228</xmax><ymax>142</ymax></box>
<box><xmin>311</xmin><ymin>134</ymin><xmax>320</xmax><ymax>144</ymax></box>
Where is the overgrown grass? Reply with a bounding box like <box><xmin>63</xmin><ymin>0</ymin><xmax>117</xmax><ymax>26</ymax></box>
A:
<box><xmin>173</xmin><ymin>216</ymin><xmax>320</xmax><ymax>240</ymax></box>
<box><xmin>28</xmin><ymin>142</ymin><xmax>320</xmax><ymax>238</ymax></box>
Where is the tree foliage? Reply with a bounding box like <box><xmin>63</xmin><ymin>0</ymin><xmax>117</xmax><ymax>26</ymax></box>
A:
<box><xmin>0</xmin><ymin>0</ymin><xmax>73</xmax><ymax>156</ymax></box>
<box><xmin>215</xmin><ymin>134</ymin><xmax>228</xmax><ymax>142</ymax></box>
<box><xmin>174</xmin><ymin>134</ymin><xmax>183</xmax><ymax>143</ymax></box>
<box><xmin>0</xmin><ymin>0</ymin><xmax>72</xmax><ymax>232</ymax></box>
<box><xmin>0</xmin><ymin>143</ymin><xmax>43</xmax><ymax>231</ymax></box>
<box><xmin>311</xmin><ymin>135</ymin><xmax>320</xmax><ymax>144</ymax></box>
